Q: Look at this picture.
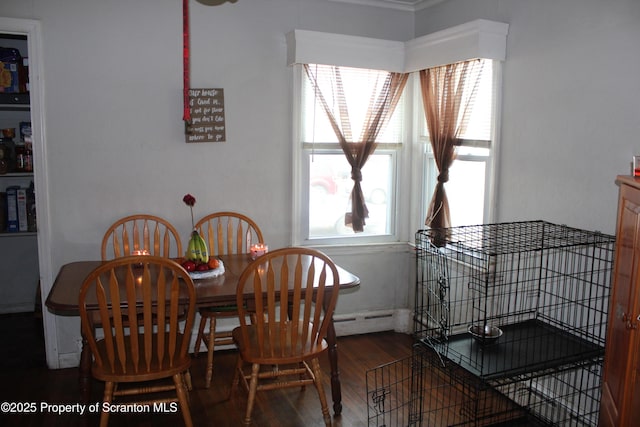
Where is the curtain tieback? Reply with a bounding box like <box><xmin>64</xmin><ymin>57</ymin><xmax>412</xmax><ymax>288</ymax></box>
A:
<box><xmin>351</xmin><ymin>168</ymin><xmax>362</xmax><ymax>182</ymax></box>
<box><xmin>437</xmin><ymin>170</ymin><xmax>449</xmax><ymax>183</ymax></box>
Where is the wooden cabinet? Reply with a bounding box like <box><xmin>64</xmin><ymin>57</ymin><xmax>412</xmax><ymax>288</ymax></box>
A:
<box><xmin>600</xmin><ymin>175</ymin><xmax>640</xmax><ymax>426</ymax></box>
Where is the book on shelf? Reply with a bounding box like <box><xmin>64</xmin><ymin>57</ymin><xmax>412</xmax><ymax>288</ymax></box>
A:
<box><xmin>16</xmin><ymin>187</ymin><xmax>27</xmax><ymax>232</ymax></box>
<box><xmin>6</xmin><ymin>185</ymin><xmax>18</xmax><ymax>232</ymax></box>
<box><xmin>4</xmin><ymin>185</ymin><xmax>33</xmax><ymax>233</ymax></box>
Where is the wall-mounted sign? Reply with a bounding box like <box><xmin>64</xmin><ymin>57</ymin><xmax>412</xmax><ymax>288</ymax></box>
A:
<box><xmin>186</xmin><ymin>88</ymin><xmax>226</xmax><ymax>143</ymax></box>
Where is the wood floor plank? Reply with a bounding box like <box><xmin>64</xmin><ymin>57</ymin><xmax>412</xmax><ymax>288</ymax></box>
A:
<box><xmin>0</xmin><ymin>326</ymin><xmax>413</xmax><ymax>427</ymax></box>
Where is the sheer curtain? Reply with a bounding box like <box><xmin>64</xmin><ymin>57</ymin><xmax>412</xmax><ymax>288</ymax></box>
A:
<box><xmin>304</xmin><ymin>64</ymin><xmax>408</xmax><ymax>232</ymax></box>
<box><xmin>420</xmin><ymin>59</ymin><xmax>484</xmax><ymax>234</ymax></box>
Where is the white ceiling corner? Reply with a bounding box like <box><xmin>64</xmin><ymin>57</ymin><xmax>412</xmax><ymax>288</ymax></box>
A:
<box><xmin>327</xmin><ymin>0</ymin><xmax>450</xmax><ymax>12</ymax></box>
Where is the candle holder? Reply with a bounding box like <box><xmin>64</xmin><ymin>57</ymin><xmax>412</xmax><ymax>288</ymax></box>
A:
<box><xmin>250</xmin><ymin>243</ymin><xmax>268</xmax><ymax>260</ymax></box>
<box><xmin>132</xmin><ymin>250</ymin><xmax>150</xmax><ymax>269</ymax></box>
<box><xmin>634</xmin><ymin>156</ymin><xmax>640</xmax><ymax>177</ymax></box>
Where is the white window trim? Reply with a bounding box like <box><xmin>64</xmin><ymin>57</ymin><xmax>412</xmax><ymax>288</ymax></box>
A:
<box><xmin>485</xmin><ymin>62</ymin><xmax>503</xmax><ymax>224</ymax></box>
<box><xmin>291</xmin><ymin>64</ymin><xmax>304</xmax><ymax>245</ymax></box>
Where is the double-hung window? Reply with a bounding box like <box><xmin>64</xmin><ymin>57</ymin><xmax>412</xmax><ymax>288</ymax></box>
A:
<box><xmin>418</xmin><ymin>59</ymin><xmax>498</xmax><ymax>228</ymax></box>
<box><xmin>293</xmin><ymin>64</ymin><xmax>405</xmax><ymax>245</ymax></box>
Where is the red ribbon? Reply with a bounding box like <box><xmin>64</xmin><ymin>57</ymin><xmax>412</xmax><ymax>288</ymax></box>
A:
<box><xmin>183</xmin><ymin>0</ymin><xmax>191</xmax><ymax>124</ymax></box>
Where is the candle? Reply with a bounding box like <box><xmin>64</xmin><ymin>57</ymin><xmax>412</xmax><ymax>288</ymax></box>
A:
<box><xmin>132</xmin><ymin>250</ymin><xmax>150</xmax><ymax>256</ymax></box>
<box><xmin>250</xmin><ymin>243</ymin><xmax>268</xmax><ymax>260</ymax></box>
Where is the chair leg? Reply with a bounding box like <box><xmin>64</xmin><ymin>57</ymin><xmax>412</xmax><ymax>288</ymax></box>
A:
<box><xmin>100</xmin><ymin>381</ymin><xmax>115</xmax><ymax>427</ymax></box>
<box><xmin>194</xmin><ymin>314</ymin><xmax>207</xmax><ymax>356</ymax></box>
<box><xmin>229</xmin><ymin>354</ymin><xmax>243</xmax><ymax>399</ymax></box>
<box><xmin>174</xmin><ymin>373</ymin><xmax>194</xmax><ymax>427</ymax></box>
<box><xmin>184</xmin><ymin>369</ymin><xmax>193</xmax><ymax>391</ymax></box>
<box><xmin>310</xmin><ymin>358</ymin><xmax>332</xmax><ymax>427</ymax></box>
<box><xmin>205</xmin><ymin>316</ymin><xmax>216</xmax><ymax>388</ymax></box>
<box><xmin>243</xmin><ymin>363</ymin><xmax>260</xmax><ymax>426</ymax></box>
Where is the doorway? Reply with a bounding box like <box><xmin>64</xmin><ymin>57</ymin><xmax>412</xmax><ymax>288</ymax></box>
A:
<box><xmin>0</xmin><ymin>17</ymin><xmax>56</xmax><ymax>368</ymax></box>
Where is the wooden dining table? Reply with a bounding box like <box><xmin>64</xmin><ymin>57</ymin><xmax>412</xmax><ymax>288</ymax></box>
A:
<box><xmin>45</xmin><ymin>253</ymin><xmax>360</xmax><ymax>416</ymax></box>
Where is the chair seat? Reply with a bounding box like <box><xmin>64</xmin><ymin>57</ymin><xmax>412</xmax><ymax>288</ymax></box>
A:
<box><xmin>92</xmin><ymin>333</ymin><xmax>192</xmax><ymax>383</ymax></box>
<box><xmin>232</xmin><ymin>322</ymin><xmax>328</xmax><ymax>365</ymax></box>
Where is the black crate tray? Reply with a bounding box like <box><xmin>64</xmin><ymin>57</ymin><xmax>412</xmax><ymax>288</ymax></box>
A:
<box><xmin>421</xmin><ymin>319</ymin><xmax>604</xmax><ymax>381</ymax></box>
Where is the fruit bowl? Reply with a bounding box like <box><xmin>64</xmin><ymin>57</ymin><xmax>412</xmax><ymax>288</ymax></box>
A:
<box><xmin>188</xmin><ymin>259</ymin><xmax>224</xmax><ymax>280</ymax></box>
<box><xmin>468</xmin><ymin>324</ymin><xmax>503</xmax><ymax>345</ymax></box>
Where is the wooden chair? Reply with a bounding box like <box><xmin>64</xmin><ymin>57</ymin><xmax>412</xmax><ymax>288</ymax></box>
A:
<box><xmin>101</xmin><ymin>214</ymin><xmax>183</xmax><ymax>260</ymax></box>
<box><xmin>193</xmin><ymin>211</ymin><xmax>264</xmax><ymax>388</ymax></box>
<box><xmin>99</xmin><ymin>214</ymin><xmax>191</xmax><ymax>388</ymax></box>
<box><xmin>78</xmin><ymin>256</ymin><xmax>196</xmax><ymax>427</ymax></box>
<box><xmin>231</xmin><ymin>247</ymin><xmax>340</xmax><ymax>426</ymax></box>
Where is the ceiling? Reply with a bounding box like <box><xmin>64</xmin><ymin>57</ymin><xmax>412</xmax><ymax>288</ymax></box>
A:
<box><xmin>327</xmin><ymin>0</ymin><xmax>449</xmax><ymax>12</ymax></box>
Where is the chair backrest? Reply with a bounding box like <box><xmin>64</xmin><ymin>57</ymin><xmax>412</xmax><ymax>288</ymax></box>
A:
<box><xmin>195</xmin><ymin>211</ymin><xmax>264</xmax><ymax>255</ymax></box>
<box><xmin>235</xmin><ymin>247</ymin><xmax>340</xmax><ymax>362</ymax></box>
<box><xmin>79</xmin><ymin>256</ymin><xmax>196</xmax><ymax>374</ymax></box>
<box><xmin>101</xmin><ymin>214</ymin><xmax>183</xmax><ymax>260</ymax></box>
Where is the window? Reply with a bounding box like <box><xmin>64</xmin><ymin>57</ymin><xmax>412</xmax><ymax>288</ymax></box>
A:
<box><xmin>294</xmin><ymin>64</ymin><xmax>405</xmax><ymax>245</ymax></box>
<box><xmin>293</xmin><ymin>60</ymin><xmax>499</xmax><ymax>245</ymax></box>
<box><xmin>288</xmin><ymin>23</ymin><xmax>507</xmax><ymax>245</ymax></box>
<box><xmin>418</xmin><ymin>59</ymin><xmax>498</xmax><ymax>228</ymax></box>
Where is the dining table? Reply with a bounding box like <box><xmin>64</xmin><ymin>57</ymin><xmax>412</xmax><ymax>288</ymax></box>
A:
<box><xmin>45</xmin><ymin>252</ymin><xmax>360</xmax><ymax>416</ymax></box>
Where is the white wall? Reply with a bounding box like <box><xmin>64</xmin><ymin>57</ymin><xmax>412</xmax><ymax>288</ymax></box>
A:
<box><xmin>0</xmin><ymin>0</ymin><xmax>415</xmax><ymax>367</ymax></box>
<box><xmin>416</xmin><ymin>0</ymin><xmax>640</xmax><ymax>235</ymax></box>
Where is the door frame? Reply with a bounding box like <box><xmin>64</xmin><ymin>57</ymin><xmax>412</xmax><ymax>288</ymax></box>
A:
<box><xmin>0</xmin><ymin>17</ymin><xmax>58</xmax><ymax>368</ymax></box>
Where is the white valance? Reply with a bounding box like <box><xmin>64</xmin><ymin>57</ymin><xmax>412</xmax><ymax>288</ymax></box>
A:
<box><xmin>286</xmin><ymin>19</ymin><xmax>509</xmax><ymax>72</ymax></box>
<box><xmin>286</xmin><ymin>29</ymin><xmax>405</xmax><ymax>72</ymax></box>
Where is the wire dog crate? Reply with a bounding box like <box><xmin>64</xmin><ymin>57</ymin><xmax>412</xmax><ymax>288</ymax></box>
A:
<box><xmin>367</xmin><ymin>221</ymin><xmax>616</xmax><ymax>426</ymax></box>
<box><xmin>367</xmin><ymin>345</ymin><xmax>532</xmax><ymax>427</ymax></box>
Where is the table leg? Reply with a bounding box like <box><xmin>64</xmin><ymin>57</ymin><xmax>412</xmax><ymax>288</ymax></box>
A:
<box><xmin>321</xmin><ymin>290</ymin><xmax>342</xmax><ymax>415</ymax></box>
<box><xmin>79</xmin><ymin>329</ymin><xmax>92</xmax><ymax>426</ymax></box>
<box><xmin>326</xmin><ymin>317</ymin><xmax>342</xmax><ymax>415</ymax></box>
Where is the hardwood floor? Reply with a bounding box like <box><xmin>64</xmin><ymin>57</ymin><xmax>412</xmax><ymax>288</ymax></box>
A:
<box><xmin>0</xmin><ymin>313</ymin><xmax>414</xmax><ymax>426</ymax></box>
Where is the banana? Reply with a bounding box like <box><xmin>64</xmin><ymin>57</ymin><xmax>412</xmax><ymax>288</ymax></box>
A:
<box><xmin>195</xmin><ymin>233</ymin><xmax>209</xmax><ymax>263</ymax></box>
<box><xmin>186</xmin><ymin>235</ymin><xmax>195</xmax><ymax>260</ymax></box>
<box><xmin>186</xmin><ymin>230</ymin><xmax>209</xmax><ymax>263</ymax></box>
<box><xmin>186</xmin><ymin>230</ymin><xmax>200</xmax><ymax>261</ymax></box>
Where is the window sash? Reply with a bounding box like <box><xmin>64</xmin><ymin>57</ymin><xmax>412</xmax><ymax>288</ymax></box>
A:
<box><xmin>417</xmin><ymin>59</ymin><xmax>499</xmax><ymax>228</ymax></box>
<box><xmin>301</xmin><ymin>64</ymin><xmax>405</xmax><ymax>146</ymax></box>
<box><xmin>300</xmin><ymin>147</ymin><xmax>399</xmax><ymax>245</ymax></box>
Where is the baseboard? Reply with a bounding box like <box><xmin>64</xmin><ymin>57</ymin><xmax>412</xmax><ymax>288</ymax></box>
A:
<box><xmin>188</xmin><ymin>308</ymin><xmax>412</xmax><ymax>352</ymax></box>
<box><xmin>333</xmin><ymin>308</ymin><xmax>412</xmax><ymax>336</ymax></box>
<box><xmin>58</xmin><ymin>351</ymin><xmax>81</xmax><ymax>369</ymax></box>
<box><xmin>56</xmin><ymin>308</ymin><xmax>413</xmax><ymax>367</ymax></box>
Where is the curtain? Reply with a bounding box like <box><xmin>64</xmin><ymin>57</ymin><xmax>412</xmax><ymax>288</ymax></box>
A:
<box><xmin>420</xmin><ymin>59</ymin><xmax>484</xmax><ymax>233</ymax></box>
<box><xmin>304</xmin><ymin>64</ymin><xmax>408</xmax><ymax>232</ymax></box>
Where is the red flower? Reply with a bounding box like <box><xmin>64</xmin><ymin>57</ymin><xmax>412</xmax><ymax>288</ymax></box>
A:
<box><xmin>183</xmin><ymin>194</ymin><xmax>196</xmax><ymax>229</ymax></box>
<box><xmin>183</xmin><ymin>194</ymin><xmax>196</xmax><ymax>207</ymax></box>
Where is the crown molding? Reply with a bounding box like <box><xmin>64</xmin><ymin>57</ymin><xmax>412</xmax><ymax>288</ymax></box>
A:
<box><xmin>327</xmin><ymin>0</ymin><xmax>449</xmax><ymax>12</ymax></box>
